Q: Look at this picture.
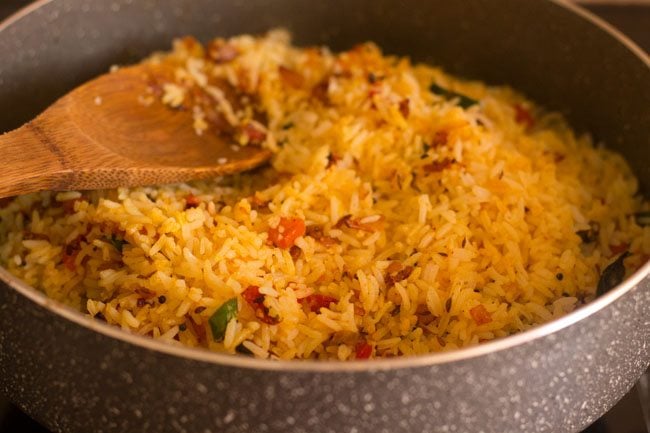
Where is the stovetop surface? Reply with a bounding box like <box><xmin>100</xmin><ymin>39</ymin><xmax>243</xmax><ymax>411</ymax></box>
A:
<box><xmin>0</xmin><ymin>0</ymin><xmax>648</xmax><ymax>432</ymax></box>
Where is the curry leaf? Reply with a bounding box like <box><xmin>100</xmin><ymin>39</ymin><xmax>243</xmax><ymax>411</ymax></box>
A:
<box><xmin>429</xmin><ymin>83</ymin><xmax>478</xmax><ymax>109</ymax></box>
<box><xmin>596</xmin><ymin>252</ymin><xmax>630</xmax><ymax>296</ymax></box>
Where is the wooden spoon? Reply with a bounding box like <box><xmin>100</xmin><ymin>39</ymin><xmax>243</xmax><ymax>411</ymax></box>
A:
<box><xmin>0</xmin><ymin>64</ymin><xmax>272</xmax><ymax>198</ymax></box>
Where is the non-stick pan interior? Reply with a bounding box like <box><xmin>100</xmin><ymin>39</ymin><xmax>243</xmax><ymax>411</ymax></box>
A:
<box><xmin>0</xmin><ymin>3</ymin><xmax>649</xmax><ymax>432</ymax></box>
<box><xmin>0</xmin><ymin>0</ymin><xmax>648</xmax><ymax>191</ymax></box>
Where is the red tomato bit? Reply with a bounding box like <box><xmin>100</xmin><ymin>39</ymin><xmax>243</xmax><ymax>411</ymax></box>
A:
<box><xmin>242</xmin><ymin>122</ymin><xmax>267</xmax><ymax>145</ymax></box>
<box><xmin>206</xmin><ymin>40</ymin><xmax>238</xmax><ymax>63</ymax></box>
<box><xmin>422</xmin><ymin>158</ymin><xmax>454</xmax><ymax>174</ymax></box>
<box><xmin>355</xmin><ymin>341</ymin><xmax>373</xmax><ymax>359</ymax></box>
<box><xmin>278</xmin><ymin>66</ymin><xmax>304</xmax><ymax>88</ymax></box>
<box><xmin>398</xmin><ymin>98</ymin><xmax>410</xmax><ymax>118</ymax></box>
<box><xmin>61</xmin><ymin>235</ymin><xmax>86</xmax><ymax>271</ymax></box>
<box><xmin>62</xmin><ymin>249</ymin><xmax>78</xmax><ymax>271</ymax></box>
<box><xmin>61</xmin><ymin>198</ymin><xmax>83</xmax><ymax>214</ymax></box>
<box><xmin>185</xmin><ymin>194</ymin><xmax>201</xmax><ymax>209</ymax></box>
<box><xmin>301</xmin><ymin>294</ymin><xmax>338</xmax><ymax>313</ymax></box>
<box><xmin>242</xmin><ymin>285</ymin><xmax>280</xmax><ymax>325</ymax></box>
<box><xmin>609</xmin><ymin>243</ymin><xmax>629</xmax><ymax>256</ymax></box>
<box><xmin>469</xmin><ymin>304</ymin><xmax>492</xmax><ymax>325</ymax></box>
<box><xmin>514</xmin><ymin>104</ymin><xmax>534</xmax><ymax>129</ymax></box>
<box><xmin>432</xmin><ymin>130</ymin><xmax>448</xmax><ymax>146</ymax></box>
<box><xmin>268</xmin><ymin>217</ymin><xmax>306</xmax><ymax>249</ymax></box>
<box><xmin>311</xmin><ymin>78</ymin><xmax>330</xmax><ymax>104</ymax></box>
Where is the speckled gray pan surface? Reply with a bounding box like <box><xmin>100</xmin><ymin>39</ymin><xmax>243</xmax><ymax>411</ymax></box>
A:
<box><xmin>0</xmin><ymin>1</ymin><xmax>649</xmax><ymax>433</ymax></box>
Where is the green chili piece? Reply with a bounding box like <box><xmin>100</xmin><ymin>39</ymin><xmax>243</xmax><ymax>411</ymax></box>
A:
<box><xmin>209</xmin><ymin>298</ymin><xmax>238</xmax><ymax>341</ymax></box>
<box><xmin>429</xmin><ymin>83</ymin><xmax>478</xmax><ymax>109</ymax></box>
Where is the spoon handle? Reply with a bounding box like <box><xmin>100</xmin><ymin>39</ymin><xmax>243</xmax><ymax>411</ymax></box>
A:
<box><xmin>0</xmin><ymin>124</ymin><xmax>71</xmax><ymax>198</ymax></box>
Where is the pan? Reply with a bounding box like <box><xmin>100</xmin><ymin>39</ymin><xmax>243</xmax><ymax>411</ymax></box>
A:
<box><xmin>0</xmin><ymin>1</ymin><xmax>649</xmax><ymax>432</ymax></box>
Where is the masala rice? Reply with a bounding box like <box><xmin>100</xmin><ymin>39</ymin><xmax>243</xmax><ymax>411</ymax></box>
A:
<box><xmin>1</xmin><ymin>30</ymin><xmax>648</xmax><ymax>360</ymax></box>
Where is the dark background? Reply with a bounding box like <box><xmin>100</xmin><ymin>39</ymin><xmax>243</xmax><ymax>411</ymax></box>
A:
<box><xmin>0</xmin><ymin>1</ymin><xmax>648</xmax><ymax>432</ymax></box>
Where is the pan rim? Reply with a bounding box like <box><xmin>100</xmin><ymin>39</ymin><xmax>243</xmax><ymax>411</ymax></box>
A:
<box><xmin>0</xmin><ymin>0</ymin><xmax>648</xmax><ymax>372</ymax></box>
<box><xmin>2</xmin><ymin>262</ymin><xmax>648</xmax><ymax>371</ymax></box>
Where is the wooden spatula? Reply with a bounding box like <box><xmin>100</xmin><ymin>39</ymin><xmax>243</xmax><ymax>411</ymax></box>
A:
<box><xmin>0</xmin><ymin>64</ymin><xmax>272</xmax><ymax>199</ymax></box>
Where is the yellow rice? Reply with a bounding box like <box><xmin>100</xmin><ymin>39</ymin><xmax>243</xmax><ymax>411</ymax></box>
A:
<box><xmin>1</xmin><ymin>30</ymin><xmax>649</xmax><ymax>360</ymax></box>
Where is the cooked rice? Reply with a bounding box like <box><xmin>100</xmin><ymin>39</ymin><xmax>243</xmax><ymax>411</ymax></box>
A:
<box><xmin>1</xmin><ymin>30</ymin><xmax>649</xmax><ymax>360</ymax></box>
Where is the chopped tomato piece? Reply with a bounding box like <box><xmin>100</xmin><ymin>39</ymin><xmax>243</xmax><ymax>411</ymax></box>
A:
<box><xmin>187</xmin><ymin>317</ymin><xmax>207</xmax><ymax>344</ymax></box>
<box><xmin>302</xmin><ymin>294</ymin><xmax>338</xmax><ymax>312</ymax></box>
<box><xmin>61</xmin><ymin>235</ymin><xmax>85</xmax><ymax>271</ymax></box>
<box><xmin>432</xmin><ymin>130</ymin><xmax>448</xmax><ymax>146</ymax></box>
<box><xmin>242</xmin><ymin>285</ymin><xmax>279</xmax><ymax>325</ymax></box>
<box><xmin>61</xmin><ymin>198</ymin><xmax>83</xmax><ymax>214</ymax></box>
<box><xmin>422</xmin><ymin>158</ymin><xmax>454</xmax><ymax>174</ymax></box>
<box><xmin>278</xmin><ymin>66</ymin><xmax>304</xmax><ymax>88</ymax></box>
<box><xmin>185</xmin><ymin>194</ymin><xmax>201</xmax><ymax>209</ymax></box>
<box><xmin>268</xmin><ymin>217</ymin><xmax>306</xmax><ymax>249</ymax></box>
<box><xmin>206</xmin><ymin>40</ymin><xmax>238</xmax><ymax>63</ymax></box>
<box><xmin>242</xmin><ymin>122</ymin><xmax>267</xmax><ymax>145</ymax></box>
<box><xmin>355</xmin><ymin>341</ymin><xmax>372</xmax><ymax>359</ymax></box>
<box><xmin>386</xmin><ymin>261</ymin><xmax>402</xmax><ymax>274</ymax></box>
<box><xmin>242</xmin><ymin>285</ymin><xmax>263</xmax><ymax>305</ymax></box>
<box><xmin>470</xmin><ymin>304</ymin><xmax>492</xmax><ymax>325</ymax></box>
<box><xmin>609</xmin><ymin>243</ymin><xmax>629</xmax><ymax>256</ymax></box>
<box><xmin>311</xmin><ymin>78</ymin><xmax>330</xmax><ymax>103</ymax></box>
<box><xmin>62</xmin><ymin>250</ymin><xmax>78</xmax><ymax>271</ymax></box>
<box><xmin>398</xmin><ymin>98</ymin><xmax>410</xmax><ymax>118</ymax></box>
<box><xmin>514</xmin><ymin>104</ymin><xmax>534</xmax><ymax>129</ymax></box>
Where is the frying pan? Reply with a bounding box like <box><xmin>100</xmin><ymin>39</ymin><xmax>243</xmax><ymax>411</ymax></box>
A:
<box><xmin>0</xmin><ymin>1</ymin><xmax>649</xmax><ymax>432</ymax></box>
